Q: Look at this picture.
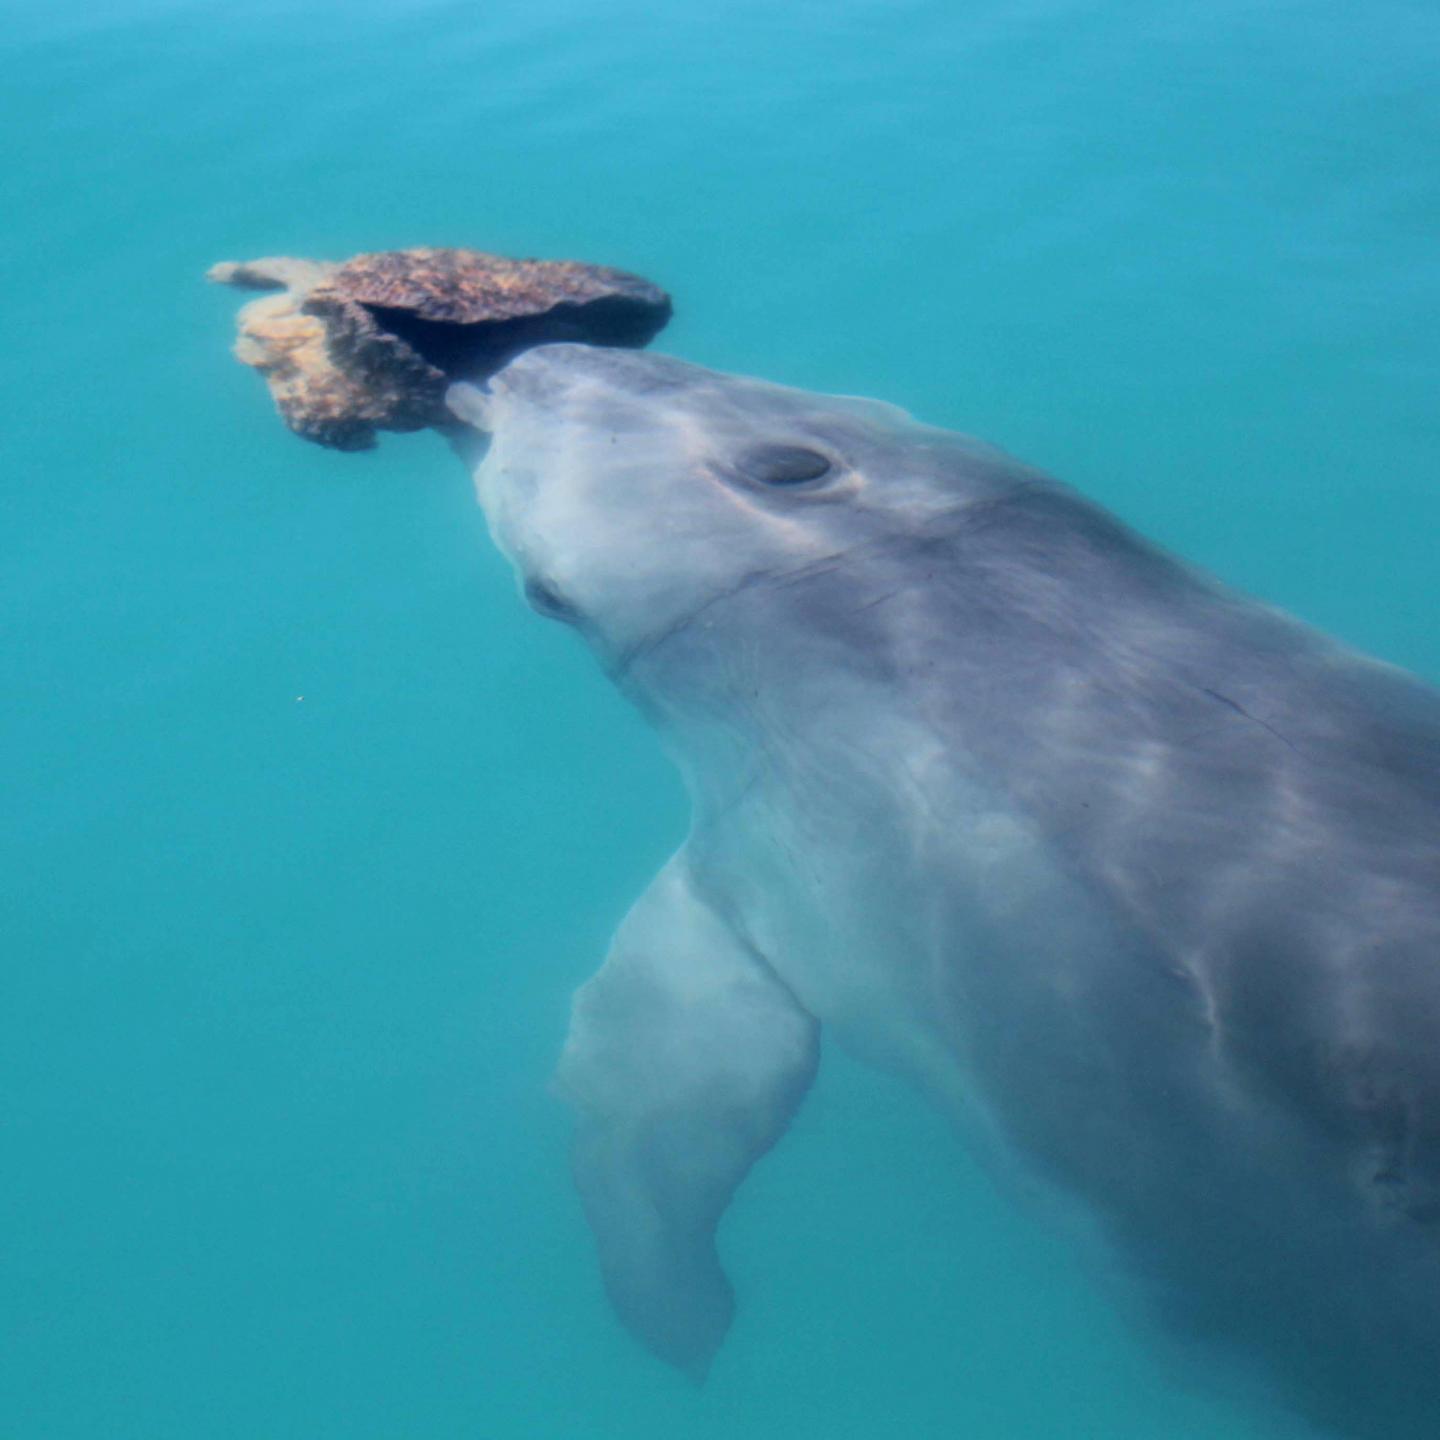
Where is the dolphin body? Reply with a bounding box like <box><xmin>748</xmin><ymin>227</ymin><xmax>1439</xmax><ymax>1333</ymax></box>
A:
<box><xmin>446</xmin><ymin>344</ymin><xmax>1440</xmax><ymax>1438</ymax></box>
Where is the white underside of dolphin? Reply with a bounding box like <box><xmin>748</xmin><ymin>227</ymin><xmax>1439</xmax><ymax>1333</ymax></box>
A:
<box><xmin>446</xmin><ymin>344</ymin><xmax>1440</xmax><ymax>1439</ymax></box>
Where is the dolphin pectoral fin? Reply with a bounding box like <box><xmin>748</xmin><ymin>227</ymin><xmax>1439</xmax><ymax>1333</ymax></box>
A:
<box><xmin>554</xmin><ymin>858</ymin><xmax>819</xmax><ymax>1378</ymax></box>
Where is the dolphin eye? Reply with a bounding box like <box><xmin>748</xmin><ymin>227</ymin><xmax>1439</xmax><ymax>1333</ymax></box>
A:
<box><xmin>735</xmin><ymin>444</ymin><xmax>833</xmax><ymax>487</ymax></box>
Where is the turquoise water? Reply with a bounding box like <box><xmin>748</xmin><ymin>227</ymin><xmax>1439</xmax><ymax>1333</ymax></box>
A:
<box><xmin>4</xmin><ymin>2</ymin><xmax>1439</xmax><ymax>1435</ymax></box>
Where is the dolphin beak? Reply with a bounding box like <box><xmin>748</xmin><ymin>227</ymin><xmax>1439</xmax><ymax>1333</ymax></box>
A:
<box><xmin>446</xmin><ymin>380</ymin><xmax>495</xmax><ymax>433</ymax></box>
<box><xmin>444</xmin><ymin>380</ymin><xmax>495</xmax><ymax>468</ymax></box>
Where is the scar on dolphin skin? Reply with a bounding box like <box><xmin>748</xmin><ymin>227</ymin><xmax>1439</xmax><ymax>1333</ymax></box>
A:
<box><xmin>1199</xmin><ymin>685</ymin><xmax>1299</xmax><ymax>752</ymax></box>
<box><xmin>213</xmin><ymin>259</ymin><xmax>1440</xmax><ymax>1440</ymax></box>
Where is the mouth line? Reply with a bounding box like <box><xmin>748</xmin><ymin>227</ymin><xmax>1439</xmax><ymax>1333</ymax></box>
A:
<box><xmin>523</xmin><ymin>576</ymin><xmax>583</xmax><ymax>624</ymax></box>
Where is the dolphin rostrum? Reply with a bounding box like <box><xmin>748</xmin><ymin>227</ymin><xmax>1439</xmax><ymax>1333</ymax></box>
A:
<box><xmin>446</xmin><ymin>343</ymin><xmax>1440</xmax><ymax>1438</ymax></box>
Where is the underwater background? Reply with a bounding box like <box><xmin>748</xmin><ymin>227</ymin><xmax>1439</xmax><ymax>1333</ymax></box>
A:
<box><xmin>4</xmin><ymin>1</ymin><xmax>1439</xmax><ymax>1435</ymax></box>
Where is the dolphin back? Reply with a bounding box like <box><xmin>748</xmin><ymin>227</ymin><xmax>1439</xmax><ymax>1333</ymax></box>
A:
<box><xmin>894</xmin><ymin>485</ymin><xmax>1440</xmax><ymax>1436</ymax></box>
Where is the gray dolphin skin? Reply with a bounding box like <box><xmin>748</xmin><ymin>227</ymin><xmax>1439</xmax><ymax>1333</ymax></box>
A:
<box><xmin>446</xmin><ymin>344</ymin><xmax>1440</xmax><ymax>1438</ymax></box>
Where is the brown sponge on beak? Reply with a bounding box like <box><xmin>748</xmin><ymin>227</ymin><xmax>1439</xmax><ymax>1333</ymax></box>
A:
<box><xmin>208</xmin><ymin>247</ymin><xmax>671</xmax><ymax>451</ymax></box>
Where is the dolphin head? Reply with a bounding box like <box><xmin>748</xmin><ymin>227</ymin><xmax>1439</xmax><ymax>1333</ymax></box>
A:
<box><xmin>447</xmin><ymin>344</ymin><xmax>1039</xmax><ymax>678</ymax></box>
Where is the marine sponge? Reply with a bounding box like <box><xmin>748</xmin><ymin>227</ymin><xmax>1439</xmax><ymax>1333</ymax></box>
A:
<box><xmin>208</xmin><ymin>248</ymin><xmax>672</xmax><ymax>451</ymax></box>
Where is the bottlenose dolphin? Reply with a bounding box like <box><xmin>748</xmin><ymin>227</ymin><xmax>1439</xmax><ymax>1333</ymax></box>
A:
<box><xmin>446</xmin><ymin>344</ymin><xmax>1440</xmax><ymax>1438</ymax></box>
